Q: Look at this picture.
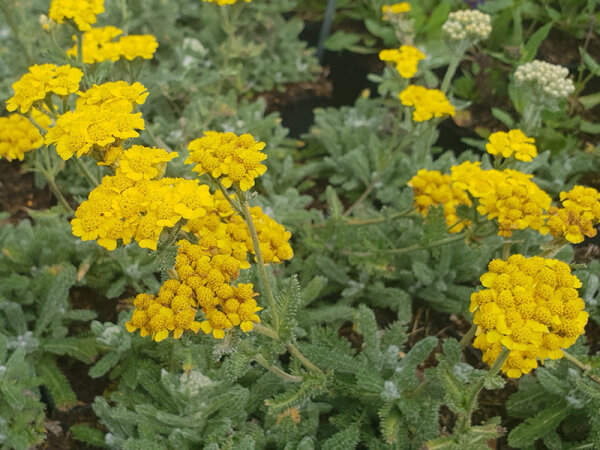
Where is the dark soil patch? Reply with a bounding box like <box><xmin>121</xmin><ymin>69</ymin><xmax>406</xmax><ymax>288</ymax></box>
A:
<box><xmin>0</xmin><ymin>160</ymin><xmax>53</xmax><ymax>222</ymax></box>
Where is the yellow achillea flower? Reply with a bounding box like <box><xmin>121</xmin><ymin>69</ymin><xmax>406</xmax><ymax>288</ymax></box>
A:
<box><xmin>67</xmin><ymin>26</ymin><xmax>122</xmax><ymax>63</ymax></box>
<box><xmin>76</xmin><ymin>81</ymin><xmax>148</xmax><ymax>110</ymax></box>
<box><xmin>407</xmin><ymin>169</ymin><xmax>471</xmax><ymax>232</ymax></box>
<box><xmin>450</xmin><ymin>162</ymin><xmax>551</xmax><ymax>237</ymax></box>
<box><xmin>546</xmin><ymin>186</ymin><xmax>600</xmax><ymax>244</ymax></box>
<box><xmin>486</xmin><ymin>129</ymin><xmax>537</xmax><ymax>162</ymax></box>
<box><xmin>471</xmin><ymin>255</ymin><xmax>588</xmax><ymax>378</ymax></box>
<box><xmin>185</xmin><ymin>190</ymin><xmax>294</xmax><ymax>265</ymax></box>
<box><xmin>71</xmin><ymin>171</ymin><xmax>212</xmax><ymax>251</ymax></box>
<box><xmin>0</xmin><ymin>111</ymin><xmax>52</xmax><ymax>161</ymax></box>
<box><xmin>118</xmin><ymin>145</ymin><xmax>178</xmax><ymax>181</ymax></box>
<box><xmin>174</xmin><ymin>240</ymin><xmax>262</xmax><ymax>339</ymax></box>
<box><xmin>49</xmin><ymin>0</ymin><xmax>105</xmax><ymax>31</ymax></box>
<box><xmin>186</xmin><ymin>131</ymin><xmax>267</xmax><ymax>191</ymax></box>
<box><xmin>46</xmin><ymin>81</ymin><xmax>148</xmax><ymax>160</ymax></box>
<box><xmin>125</xmin><ymin>286</ymin><xmax>202</xmax><ymax>342</ymax></box>
<box><xmin>202</xmin><ymin>0</ymin><xmax>251</xmax><ymax>5</ymax></box>
<box><xmin>45</xmin><ymin>105</ymin><xmax>144</xmax><ymax>160</ymax></box>
<box><xmin>67</xmin><ymin>28</ymin><xmax>158</xmax><ymax>63</ymax></box>
<box><xmin>117</xmin><ymin>35</ymin><xmax>159</xmax><ymax>60</ymax></box>
<box><xmin>6</xmin><ymin>64</ymin><xmax>83</xmax><ymax>114</ymax></box>
<box><xmin>399</xmin><ymin>85</ymin><xmax>455</xmax><ymax>121</ymax></box>
<box><xmin>379</xmin><ymin>45</ymin><xmax>425</xmax><ymax>78</ymax></box>
<box><xmin>382</xmin><ymin>2</ymin><xmax>410</xmax><ymax>15</ymax></box>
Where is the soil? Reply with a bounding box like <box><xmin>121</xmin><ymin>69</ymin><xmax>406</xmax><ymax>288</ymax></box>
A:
<box><xmin>0</xmin><ymin>160</ymin><xmax>53</xmax><ymax>222</ymax></box>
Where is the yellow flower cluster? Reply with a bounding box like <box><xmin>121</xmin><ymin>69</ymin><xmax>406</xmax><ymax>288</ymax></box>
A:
<box><xmin>0</xmin><ymin>111</ymin><xmax>51</xmax><ymax>161</ymax></box>
<box><xmin>547</xmin><ymin>186</ymin><xmax>600</xmax><ymax>244</ymax></box>
<box><xmin>127</xmin><ymin>238</ymin><xmax>261</xmax><ymax>342</ymax></box>
<box><xmin>379</xmin><ymin>45</ymin><xmax>425</xmax><ymax>78</ymax></box>
<box><xmin>45</xmin><ymin>81</ymin><xmax>147</xmax><ymax>160</ymax></box>
<box><xmin>125</xmin><ymin>287</ymin><xmax>202</xmax><ymax>342</ymax></box>
<box><xmin>186</xmin><ymin>131</ymin><xmax>267</xmax><ymax>191</ymax></box>
<box><xmin>407</xmin><ymin>169</ymin><xmax>471</xmax><ymax>232</ymax></box>
<box><xmin>382</xmin><ymin>2</ymin><xmax>411</xmax><ymax>15</ymax></box>
<box><xmin>49</xmin><ymin>0</ymin><xmax>104</xmax><ymax>31</ymax></box>
<box><xmin>471</xmin><ymin>255</ymin><xmax>588</xmax><ymax>378</ymax></box>
<box><xmin>451</xmin><ymin>162</ymin><xmax>551</xmax><ymax>237</ymax></box>
<box><xmin>6</xmin><ymin>64</ymin><xmax>83</xmax><ymax>114</ymax></box>
<box><xmin>70</xmin><ymin>146</ymin><xmax>218</xmax><ymax>251</ymax></box>
<box><xmin>185</xmin><ymin>191</ymin><xmax>294</xmax><ymax>265</ymax></box>
<box><xmin>486</xmin><ymin>129</ymin><xmax>537</xmax><ymax>162</ymax></box>
<box><xmin>67</xmin><ymin>27</ymin><xmax>158</xmax><ymax>63</ymax></box>
<box><xmin>202</xmin><ymin>0</ymin><xmax>251</xmax><ymax>4</ymax></box>
<box><xmin>176</xmin><ymin>240</ymin><xmax>261</xmax><ymax>338</ymax></box>
<box><xmin>399</xmin><ymin>85</ymin><xmax>455</xmax><ymax>121</ymax></box>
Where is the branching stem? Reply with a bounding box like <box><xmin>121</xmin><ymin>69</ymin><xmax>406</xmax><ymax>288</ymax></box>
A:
<box><xmin>457</xmin><ymin>347</ymin><xmax>510</xmax><ymax>433</ymax></box>
<box><xmin>562</xmin><ymin>350</ymin><xmax>600</xmax><ymax>385</ymax></box>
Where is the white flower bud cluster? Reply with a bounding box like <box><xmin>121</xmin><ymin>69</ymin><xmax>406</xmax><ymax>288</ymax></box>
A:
<box><xmin>442</xmin><ymin>9</ymin><xmax>492</xmax><ymax>43</ymax></box>
<box><xmin>514</xmin><ymin>60</ymin><xmax>575</xmax><ymax>100</ymax></box>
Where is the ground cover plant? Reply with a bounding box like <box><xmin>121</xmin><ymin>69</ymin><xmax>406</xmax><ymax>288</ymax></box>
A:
<box><xmin>1</xmin><ymin>0</ymin><xmax>600</xmax><ymax>449</ymax></box>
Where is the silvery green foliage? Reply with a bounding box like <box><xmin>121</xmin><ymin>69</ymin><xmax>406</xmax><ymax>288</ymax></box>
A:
<box><xmin>506</xmin><ymin>343</ymin><xmax>600</xmax><ymax>449</ymax></box>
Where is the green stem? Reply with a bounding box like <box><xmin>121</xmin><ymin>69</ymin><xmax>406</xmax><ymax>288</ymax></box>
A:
<box><xmin>520</xmin><ymin>101</ymin><xmax>543</xmax><ymax>135</ymax></box>
<box><xmin>288</xmin><ymin>343</ymin><xmax>324</xmax><ymax>375</ymax></box>
<box><xmin>76</xmin><ymin>30</ymin><xmax>84</xmax><ymax>65</ymax></box>
<box><xmin>440</xmin><ymin>41</ymin><xmax>469</xmax><ymax>94</ymax></box>
<box><xmin>254</xmin><ymin>325</ymin><xmax>323</xmax><ymax>375</ymax></box>
<box><xmin>562</xmin><ymin>350</ymin><xmax>600</xmax><ymax>385</ymax></box>
<box><xmin>238</xmin><ymin>340</ymin><xmax>302</xmax><ymax>383</ymax></box>
<box><xmin>502</xmin><ymin>241</ymin><xmax>511</xmax><ymax>260</ymax></box>
<box><xmin>236</xmin><ymin>189</ymin><xmax>280</xmax><ymax>332</ymax></box>
<box><xmin>73</xmin><ymin>157</ymin><xmax>98</xmax><ymax>188</ymax></box>
<box><xmin>459</xmin><ymin>324</ymin><xmax>476</xmax><ymax>349</ymax></box>
<box><xmin>255</xmin><ymin>353</ymin><xmax>303</xmax><ymax>382</ymax></box>
<box><xmin>253</xmin><ymin>323</ymin><xmax>280</xmax><ymax>341</ymax></box>
<box><xmin>457</xmin><ymin>347</ymin><xmax>510</xmax><ymax>432</ymax></box>
<box><xmin>33</xmin><ymin>161</ymin><xmax>72</xmax><ymax>213</ymax></box>
<box><xmin>343</xmin><ymin>232</ymin><xmax>466</xmax><ymax>257</ymax></box>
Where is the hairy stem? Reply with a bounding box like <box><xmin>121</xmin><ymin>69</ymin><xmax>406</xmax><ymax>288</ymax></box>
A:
<box><xmin>457</xmin><ymin>347</ymin><xmax>510</xmax><ymax>432</ymax></box>
<box><xmin>459</xmin><ymin>324</ymin><xmax>476</xmax><ymax>349</ymax></box>
<box><xmin>288</xmin><ymin>343</ymin><xmax>324</xmax><ymax>375</ymax></box>
<box><xmin>73</xmin><ymin>157</ymin><xmax>98</xmax><ymax>188</ymax></box>
<box><xmin>237</xmin><ymin>192</ymin><xmax>280</xmax><ymax>331</ymax></box>
<box><xmin>562</xmin><ymin>350</ymin><xmax>600</xmax><ymax>385</ymax></box>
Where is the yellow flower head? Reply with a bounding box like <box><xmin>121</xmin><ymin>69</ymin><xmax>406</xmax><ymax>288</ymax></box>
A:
<box><xmin>399</xmin><ymin>85</ymin><xmax>455</xmax><ymax>121</ymax></box>
<box><xmin>408</xmin><ymin>169</ymin><xmax>471</xmax><ymax>232</ymax></box>
<box><xmin>202</xmin><ymin>0</ymin><xmax>251</xmax><ymax>5</ymax></box>
<box><xmin>118</xmin><ymin>145</ymin><xmax>178</xmax><ymax>181</ymax></box>
<box><xmin>379</xmin><ymin>45</ymin><xmax>425</xmax><ymax>78</ymax></box>
<box><xmin>49</xmin><ymin>0</ymin><xmax>105</xmax><ymax>31</ymax></box>
<box><xmin>0</xmin><ymin>111</ymin><xmax>51</xmax><ymax>161</ymax></box>
<box><xmin>6</xmin><ymin>64</ymin><xmax>83</xmax><ymax>113</ymax></box>
<box><xmin>471</xmin><ymin>255</ymin><xmax>587</xmax><ymax>378</ymax></box>
<box><xmin>117</xmin><ymin>35</ymin><xmax>159</xmax><ymax>61</ymax></box>
<box><xmin>186</xmin><ymin>131</ymin><xmax>267</xmax><ymax>191</ymax></box>
<box><xmin>450</xmin><ymin>162</ymin><xmax>551</xmax><ymax>237</ymax></box>
<box><xmin>382</xmin><ymin>2</ymin><xmax>410</xmax><ymax>16</ymax></box>
<box><xmin>76</xmin><ymin>81</ymin><xmax>148</xmax><ymax>111</ymax></box>
<box><xmin>486</xmin><ymin>129</ymin><xmax>537</xmax><ymax>162</ymax></box>
<box><xmin>126</xmin><ymin>289</ymin><xmax>201</xmax><ymax>341</ymax></box>
<box><xmin>546</xmin><ymin>186</ymin><xmax>600</xmax><ymax>244</ymax></box>
<box><xmin>45</xmin><ymin>105</ymin><xmax>145</xmax><ymax>160</ymax></box>
<box><xmin>67</xmin><ymin>26</ymin><xmax>122</xmax><ymax>63</ymax></box>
